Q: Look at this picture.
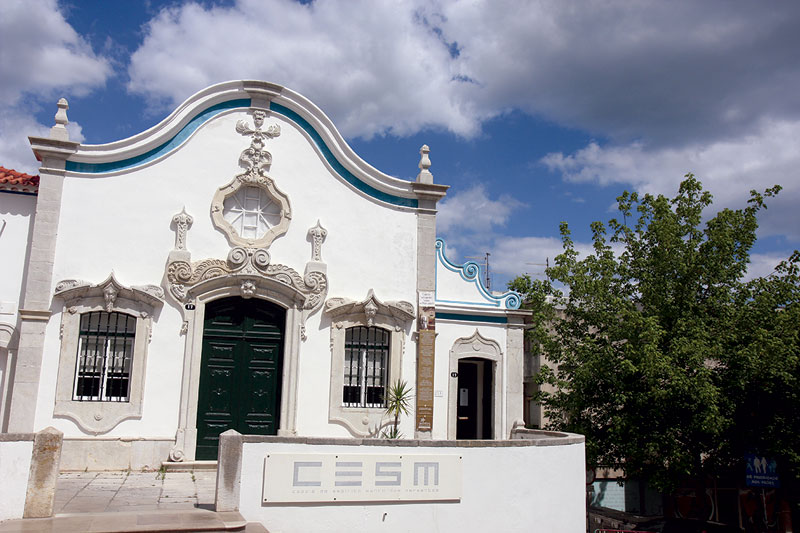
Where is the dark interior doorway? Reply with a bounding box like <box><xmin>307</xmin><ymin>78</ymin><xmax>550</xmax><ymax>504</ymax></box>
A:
<box><xmin>456</xmin><ymin>357</ymin><xmax>493</xmax><ymax>440</ymax></box>
<box><xmin>196</xmin><ymin>297</ymin><xmax>285</xmax><ymax>460</ymax></box>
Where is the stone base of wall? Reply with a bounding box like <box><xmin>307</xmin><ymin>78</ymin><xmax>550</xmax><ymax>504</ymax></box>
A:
<box><xmin>60</xmin><ymin>438</ymin><xmax>173</xmax><ymax>471</ymax></box>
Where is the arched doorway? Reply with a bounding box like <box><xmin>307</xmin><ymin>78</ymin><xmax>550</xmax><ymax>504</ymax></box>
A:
<box><xmin>195</xmin><ymin>297</ymin><xmax>285</xmax><ymax>459</ymax></box>
<box><xmin>448</xmin><ymin>330</ymin><xmax>504</xmax><ymax>440</ymax></box>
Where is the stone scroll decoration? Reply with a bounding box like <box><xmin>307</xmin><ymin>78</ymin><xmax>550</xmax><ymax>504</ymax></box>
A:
<box><xmin>166</xmin><ymin>248</ymin><xmax>327</xmax><ymax>339</ymax></box>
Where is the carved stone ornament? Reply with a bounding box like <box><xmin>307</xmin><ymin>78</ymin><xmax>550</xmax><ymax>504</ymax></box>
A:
<box><xmin>325</xmin><ymin>289</ymin><xmax>415</xmax><ymax>325</ymax></box>
<box><xmin>166</xmin><ymin>246</ymin><xmax>327</xmax><ymax>336</ymax></box>
<box><xmin>210</xmin><ymin>110</ymin><xmax>291</xmax><ymax>249</ymax></box>
<box><xmin>308</xmin><ymin>220</ymin><xmax>327</xmax><ymax>262</ymax></box>
<box><xmin>240</xmin><ymin>280</ymin><xmax>257</xmax><ymax>299</ymax></box>
<box><xmin>55</xmin><ymin>273</ymin><xmax>165</xmax><ymax>310</ymax></box>
<box><xmin>172</xmin><ymin>207</ymin><xmax>194</xmax><ymax>251</ymax></box>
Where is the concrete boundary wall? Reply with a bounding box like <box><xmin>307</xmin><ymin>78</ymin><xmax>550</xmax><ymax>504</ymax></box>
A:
<box><xmin>0</xmin><ymin>427</ymin><xmax>63</xmax><ymax>521</ymax></box>
<box><xmin>217</xmin><ymin>431</ymin><xmax>586</xmax><ymax>533</ymax></box>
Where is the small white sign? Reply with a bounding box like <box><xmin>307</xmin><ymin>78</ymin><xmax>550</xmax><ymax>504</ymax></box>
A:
<box><xmin>418</xmin><ymin>291</ymin><xmax>435</xmax><ymax>307</ymax></box>
<box><xmin>263</xmin><ymin>453</ymin><xmax>462</xmax><ymax>503</ymax></box>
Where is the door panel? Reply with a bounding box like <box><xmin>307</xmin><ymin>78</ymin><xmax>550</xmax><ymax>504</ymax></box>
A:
<box><xmin>456</xmin><ymin>358</ymin><xmax>493</xmax><ymax>440</ymax></box>
<box><xmin>196</xmin><ymin>297</ymin><xmax>284</xmax><ymax>460</ymax></box>
<box><xmin>456</xmin><ymin>361</ymin><xmax>478</xmax><ymax>439</ymax></box>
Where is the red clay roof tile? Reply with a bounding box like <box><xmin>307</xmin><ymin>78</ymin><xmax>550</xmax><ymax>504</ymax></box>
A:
<box><xmin>0</xmin><ymin>166</ymin><xmax>39</xmax><ymax>194</ymax></box>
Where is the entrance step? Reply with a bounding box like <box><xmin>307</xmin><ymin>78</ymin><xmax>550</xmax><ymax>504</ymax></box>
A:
<box><xmin>0</xmin><ymin>509</ymin><xmax>267</xmax><ymax>532</ymax></box>
<box><xmin>161</xmin><ymin>460</ymin><xmax>218</xmax><ymax>472</ymax></box>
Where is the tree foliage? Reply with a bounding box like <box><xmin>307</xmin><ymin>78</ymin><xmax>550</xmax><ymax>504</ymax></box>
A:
<box><xmin>510</xmin><ymin>175</ymin><xmax>799</xmax><ymax>492</ymax></box>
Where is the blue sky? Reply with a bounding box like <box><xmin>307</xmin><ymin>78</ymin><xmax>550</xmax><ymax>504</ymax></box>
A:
<box><xmin>2</xmin><ymin>0</ymin><xmax>799</xmax><ymax>289</ymax></box>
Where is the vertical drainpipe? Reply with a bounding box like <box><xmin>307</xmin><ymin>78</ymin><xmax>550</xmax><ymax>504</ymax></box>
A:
<box><xmin>7</xmin><ymin>99</ymin><xmax>78</xmax><ymax>432</ymax></box>
<box><xmin>411</xmin><ymin>146</ymin><xmax>448</xmax><ymax>439</ymax></box>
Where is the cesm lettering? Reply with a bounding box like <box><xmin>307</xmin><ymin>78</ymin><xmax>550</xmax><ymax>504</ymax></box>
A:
<box><xmin>262</xmin><ymin>453</ymin><xmax>462</xmax><ymax>503</ymax></box>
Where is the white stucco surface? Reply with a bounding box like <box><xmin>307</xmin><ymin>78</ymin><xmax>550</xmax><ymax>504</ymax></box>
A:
<box><xmin>0</xmin><ymin>193</ymin><xmax>35</xmax><ymax>326</ymax></box>
<box><xmin>238</xmin><ymin>440</ymin><xmax>586</xmax><ymax>533</ymax></box>
<box><xmin>0</xmin><ymin>440</ymin><xmax>33</xmax><ymax>521</ymax></box>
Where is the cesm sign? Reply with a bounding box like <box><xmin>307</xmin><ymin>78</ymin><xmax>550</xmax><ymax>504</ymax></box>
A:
<box><xmin>262</xmin><ymin>453</ymin><xmax>462</xmax><ymax>503</ymax></box>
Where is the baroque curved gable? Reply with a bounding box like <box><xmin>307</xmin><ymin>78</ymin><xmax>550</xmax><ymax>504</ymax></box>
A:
<box><xmin>58</xmin><ymin>80</ymin><xmax>423</xmax><ymax>209</ymax></box>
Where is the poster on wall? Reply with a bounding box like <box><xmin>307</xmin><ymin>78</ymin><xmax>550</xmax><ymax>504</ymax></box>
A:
<box><xmin>416</xmin><ymin>291</ymin><xmax>435</xmax><ymax>431</ymax></box>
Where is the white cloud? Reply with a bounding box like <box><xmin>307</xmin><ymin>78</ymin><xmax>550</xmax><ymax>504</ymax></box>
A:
<box><xmin>541</xmin><ymin>118</ymin><xmax>800</xmax><ymax>240</ymax></box>
<box><xmin>437</xmin><ymin>184</ymin><xmax>524</xmax><ymax>234</ymax></box>
<box><xmin>0</xmin><ymin>0</ymin><xmax>111</xmax><ymax>104</ymax></box>
<box><xmin>0</xmin><ymin>111</ymin><xmax>49</xmax><ymax>174</ymax></box>
<box><xmin>0</xmin><ymin>0</ymin><xmax>109</xmax><ymax>171</ymax></box>
<box><xmin>746</xmin><ymin>253</ymin><xmax>790</xmax><ymax>281</ymax></box>
<box><xmin>128</xmin><ymin>0</ymin><xmax>481</xmax><ymax>137</ymax></box>
<box><xmin>127</xmin><ymin>1</ymin><xmax>800</xmax><ymax>146</ymax></box>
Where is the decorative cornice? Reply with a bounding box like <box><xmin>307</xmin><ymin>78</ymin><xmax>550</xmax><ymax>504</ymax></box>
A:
<box><xmin>325</xmin><ymin>289</ymin><xmax>415</xmax><ymax>325</ymax></box>
<box><xmin>166</xmin><ymin>247</ymin><xmax>327</xmax><ymax>339</ymax></box>
<box><xmin>54</xmin><ymin>273</ymin><xmax>165</xmax><ymax>310</ymax></box>
<box><xmin>450</xmin><ymin>329</ymin><xmax>503</xmax><ymax>358</ymax></box>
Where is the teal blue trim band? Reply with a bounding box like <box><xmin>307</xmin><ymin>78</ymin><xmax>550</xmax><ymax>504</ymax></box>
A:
<box><xmin>270</xmin><ymin>103</ymin><xmax>418</xmax><ymax>209</ymax></box>
<box><xmin>65</xmin><ymin>99</ymin><xmax>251</xmax><ymax>173</ymax></box>
<box><xmin>434</xmin><ymin>239</ymin><xmax>521</xmax><ymax>310</ymax></box>
<box><xmin>435</xmin><ymin>312</ymin><xmax>508</xmax><ymax>324</ymax></box>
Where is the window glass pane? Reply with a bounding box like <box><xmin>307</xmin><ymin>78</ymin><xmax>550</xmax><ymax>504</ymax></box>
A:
<box><xmin>343</xmin><ymin>326</ymin><xmax>390</xmax><ymax>408</ymax></box>
<box><xmin>73</xmin><ymin>311</ymin><xmax>135</xmax><ymax>402</ymax></box>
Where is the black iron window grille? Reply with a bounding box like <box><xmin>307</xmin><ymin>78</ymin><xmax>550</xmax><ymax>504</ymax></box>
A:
<box><xmin>72</xmin><ymin>311</ymin><xmax>136</xmax><ymax>402</ymax></box>
<box><xmin>343</xmin><ymin>326</ymin><xmax>389</xmax><ymax>408</ymax></box>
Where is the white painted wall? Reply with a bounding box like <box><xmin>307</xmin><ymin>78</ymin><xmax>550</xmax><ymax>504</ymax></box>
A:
<box><xmin>34</xmin><ymin>109</ymin><xmax>419</xmax><ymax>439</ymax></box>
<box><xmin>0</xmin><ymin>440</ymin><xmax>33</xmax><ymax>521</ymax></box>
<box><xmin>0</xmin><ymin>192</ymin><xmax>34</xmax><ymax>328</ymax></box>
<box><xmin>238</xmin><ymin>440</ymin><xmax>586</xmax><ymax>533</ymax></box>
<box><xmin>0</xmin><ymin>192</ymin><xmax>35</xmax><ymax>431</ymax></box>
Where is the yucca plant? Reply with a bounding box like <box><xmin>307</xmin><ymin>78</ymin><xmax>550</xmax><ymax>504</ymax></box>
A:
<box><xmin>382</xmin><ymin>379</ymin><xmax>413</xmax><ymax>439</ymax></box>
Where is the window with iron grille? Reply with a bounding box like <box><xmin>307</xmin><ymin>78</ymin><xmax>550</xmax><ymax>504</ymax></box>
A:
<box><xmin>343</xmin><ymin>326</ymin><xmax>389</xmax><ymax>408</ymax></box>
<box><xmin>73</xmin><ymin>311</ymin><xmax>136</xmax><ymax>402</ymax></box>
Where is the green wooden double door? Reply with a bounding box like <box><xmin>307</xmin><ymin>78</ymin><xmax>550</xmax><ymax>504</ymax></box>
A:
<box><xmin>196</xmin><ymin>297</ymin><xmax>285</xmax><ymax>460</ymax></box>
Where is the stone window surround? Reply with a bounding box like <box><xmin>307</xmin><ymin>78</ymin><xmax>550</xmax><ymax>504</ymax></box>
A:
<box><xmin>170</xmin><ymin>277</ymin><xmax>305</xmax><ymax>462</ymax></box>
<box><xmin>325</xmin><ymin>291</ymin><xmax>415</xmax><ymax>437</ymax></box>
<box><xmin>447</xmin><ymin>329</ymin><xmax>504</xmax><ymax>440</ymax></box>
<box><xmin>53</xmin><ymin>276</ymin><xmax>164</xmax><ymax>435</ymax></box>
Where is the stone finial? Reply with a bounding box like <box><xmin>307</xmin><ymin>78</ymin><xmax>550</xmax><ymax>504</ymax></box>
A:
<box><xmin>416</xmin><ymin>144</ymin><xmax>433</xmax><ymax>184</ymax></box>
<box><xmin>49</xmin><ymin>98</ymin><xmax>70</xmax><ymax>141</ymax></box>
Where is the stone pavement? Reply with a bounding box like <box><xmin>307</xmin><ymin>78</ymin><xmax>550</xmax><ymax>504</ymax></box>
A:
<box><xmin>55</xmin><ymin>470</ymin><xmax>217</xmax><ymax>514</ymax></box>
<box><xmin>0</xmin><ymin>470</ymin><xmax>267</xmax><ymax>532</ymax></box>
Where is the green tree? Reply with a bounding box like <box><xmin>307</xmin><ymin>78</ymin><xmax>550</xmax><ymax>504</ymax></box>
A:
<box><xmin>510</xmin><ymin>175</ymin><xmax>799</xmax><ymax>493</ymax></box>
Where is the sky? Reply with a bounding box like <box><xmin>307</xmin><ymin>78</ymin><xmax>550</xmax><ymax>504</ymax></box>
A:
<box><xmin>1</xmin><ymin>0</ymin><xmax>799</xmax><ymax>290</ymax></box>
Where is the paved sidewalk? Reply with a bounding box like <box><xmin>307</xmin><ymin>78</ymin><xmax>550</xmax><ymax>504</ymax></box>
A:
<box><xmin>0</xmin><ymin>470</ymin><xmax>271</xmax><ymax>532</ymax></box>
<box><xmin>54</xmin><ymin>470</ymin><xmax>218</xmax><ymax>514</ymax></box>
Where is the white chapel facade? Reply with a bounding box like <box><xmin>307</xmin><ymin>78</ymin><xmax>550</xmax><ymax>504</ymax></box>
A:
<box><xmin>0</xmin><ymin>81</ymin><xmax>528</xmax><ymax>469</ymax></box>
